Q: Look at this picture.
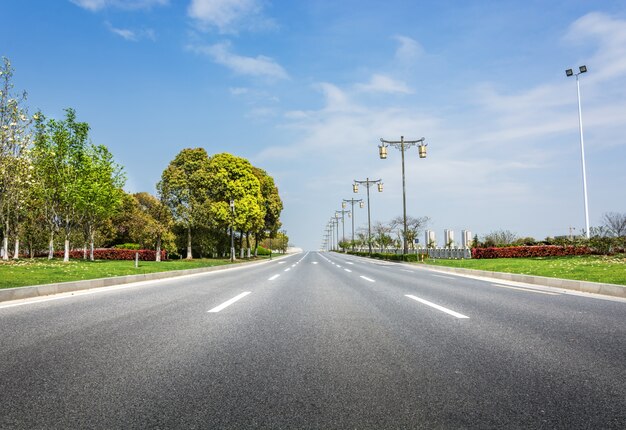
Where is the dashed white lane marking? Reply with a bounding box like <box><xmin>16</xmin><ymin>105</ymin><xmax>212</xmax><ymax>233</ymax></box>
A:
<box><xmin>360</xmin><ymin>276</ymin><xmax>375</xmax><ymax>282</ymax></box>
<box><xmin>344</xmin><ymin>269</ymin><xmax>352</xmax><ymax>273</ymax></box>
<box><xmin>490</xmin><ymin>283</ymin><xmax>560</xmax><ymax>296</ymax></box>
<box><xmin>405</xmin><ymin>295</ymin><xmax>469</xmax><ymax>319</ymax></box>
<box><xmin>208</xmin><ymin>292</ymin><xmax>251</xmax><ymax>313</ymax></box>
<box><xmin>401</xmin><ymin>269</ymin><xmax>414</xmax><ymax>273</ymax></box>
<box><xmin>278</xmin><ymin>262</ymin><xmax>285</xmax><ymax>264</ymax></box>
<box><xmin>312</xmin><ymin>262</ymin><xmax>318</xmax><ymax>264</ymax></box>
<box><xmin>268</xmin><ymin>274</ymin><xmax>280</xmax><ymax>281</ymax></box>
<box><xmin>284</xmin><ymin>268</ymin><xmax>291</xmax><ymax>272</ymax></box>
<box><xmin>336</xmin><ymin>265</ymin><xmax>342</xmax><ymax>268</ymax></box>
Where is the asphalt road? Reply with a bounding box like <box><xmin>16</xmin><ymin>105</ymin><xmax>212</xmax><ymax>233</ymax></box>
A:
<box><xmin>1</xmin><ymin>251</ymin><xmax>625</xmax><ymax>429</ymax></box>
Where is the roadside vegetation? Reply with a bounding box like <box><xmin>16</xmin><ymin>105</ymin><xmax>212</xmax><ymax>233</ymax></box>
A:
<box><xmin>0</xmin><ymin>57</ymin><xmax>287</xmax><ymax>268</ymax></box>
<box><xmin>0</xmin><ymin>257</ymin><xmax>255</xmax><ymax>289</ymax></box>
<box><xmin>423</xmin><ymin>254</ymin><xmax>626</xmax><ymax>286</ymax></box>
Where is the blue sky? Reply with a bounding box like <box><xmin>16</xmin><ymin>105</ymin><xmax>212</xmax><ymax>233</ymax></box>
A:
<box><xmin>3</xmin><ymin>0</ymin><xmax>626</xmax><ymax>250</ymax></box>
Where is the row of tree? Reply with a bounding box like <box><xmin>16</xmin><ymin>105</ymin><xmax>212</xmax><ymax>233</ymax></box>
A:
<box><xmin>333</xmin><ymin>215</ymin><xmax>430</xmax><ymax>251</ymax></box>
<box><xmin>0</xmin><ymin>57</ymin><xmax>284</xmax><ymax>261</ymax></box>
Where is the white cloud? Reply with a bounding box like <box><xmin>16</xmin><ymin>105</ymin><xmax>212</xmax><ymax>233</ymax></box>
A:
<box><xmin>565</xmin><ymin>12</ymin><xmax>626</xmax><ymax>81</ymax></box>
<box><xmin>70</xmin><ymin>0</ymin><xmax>168</xmax><ymax>11</ymax></box>
<box><xmin>355</xmin><ymin>74</ymin><xmax>413</xmax><ymax>94</ymax></box>
<box><xmin>393</xmin><ymin>35</ymin><xmax>424</xmax><ymax>62</ymax></box>
<box><xmin>105</xmin><ymin>22</ymin><xmax>156</xmax><ymax>41</ymax></box>
<box><xmin>187</xmin><ymin>0</ymin><xmax>274</xmax><ymax>33</ymax></box>
<box><xmin>188</xmin><ymin>42</ymin><xmax>289</xmax><ymax>80</ymax></box>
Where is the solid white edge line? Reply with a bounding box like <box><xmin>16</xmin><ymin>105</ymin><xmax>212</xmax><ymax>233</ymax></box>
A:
<box><xmin>208</xmin><ymin>291</ymin><xmax>251</xmax><ymax>313</ymax></box>
<box><xmin>360</xmin><ymin>276</ymin><xmax>375</xmax><ymax>282</ymax></box>
<box><xmin>405</xmin><ymin>294</ymin><xmax>469</xmax><ymax>319</ymax></box>
<box><xmin>490</xmin><ymin>284</ymin><xmax>560</xmax><ymax>295</ymax></box>
<box><xmin>268</xmin><ymin>274</ymin><xmax>280</xmax><ymax>280</ymax></box>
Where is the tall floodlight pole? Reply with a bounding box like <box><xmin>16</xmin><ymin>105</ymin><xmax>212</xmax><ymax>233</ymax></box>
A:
<box><xmin>343</xmin><ymin>198</ymin><xmax>363</xmax><ymax>250</ymax></box>
<box><xmin>353</xmin><ymin>178</ymin><xmax>383</xmax><ymax>255</ymax></box>
<box><xmin>566</xmin><ymin>65</ymin><xmax>590</xmax><ymax>238</ymax></box>
<box><xmin>379</xmin><ymin>136</ymin><xmax>428</xmax><ymax>255</ymax></box>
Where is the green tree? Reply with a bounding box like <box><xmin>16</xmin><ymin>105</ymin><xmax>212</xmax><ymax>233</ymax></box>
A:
<box><xmin>77</xmin><ymin>144</ymin><xmax>125</xmax><ymax>260</ymax></box>
<box><xmin>0</xmin><ymin>57</ymin><xmax>33</xmax><ymax>260</ymax></box>
<box><xmin>207</xmin><ymin>153</ymin><xmax>265</xmax><ymax>259</ymax></box>
<box><xmin>252</xmin><ymin>167</ymin><xmax>283</xmax><ymax>257</ymax></box>
<box><xmin>158</xmin><ymin>148</ymin><xmax>211</xmax><ymax>259</ymax></box>
<box><xmin>32</xmin><ymin>108</ymin><xmax>90</xmax><ymax>262</ymax></box>
<box><xmin>134</xmin><ymin>192</ymin><xmax>176</xmax><ymax>261</ymax></box>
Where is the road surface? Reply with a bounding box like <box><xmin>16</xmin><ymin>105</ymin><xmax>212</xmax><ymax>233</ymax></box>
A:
<box><xmin>1</xmin><ymin>251</ymin><xmax>625</xmax><ymax>428</ymax></box>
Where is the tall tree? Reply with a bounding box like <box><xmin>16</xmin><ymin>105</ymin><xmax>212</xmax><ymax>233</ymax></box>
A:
<box><xmin>77</xmin><ymin>144</ymin><xmax>125</xmax><ymax>260</ymax></box>
<box><xmin>158</xmin><ymin>148</ymin><xmax>211</xmax><ymax>259</ymax></box>
<box><xmin>251</xmin><ymin>167</ymin><xmax>283</xmax><ymax>256</ymax></box>
<box><xmin>0</xmin><ymin>57</ymin><xmax>33</xmax><ymax>260</ymax></box>
<box><xmin>32</xmin><ymin>108</ymin><xmax>90</xmax><ymax>262</ymax></box>
<box><xmin>207</xmin><ymin>153</ymin><xmax>265</xmax><ymax>258</ymax></box>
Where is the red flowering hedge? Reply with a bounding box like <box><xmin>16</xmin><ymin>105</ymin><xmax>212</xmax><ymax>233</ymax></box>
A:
<box><xmin>472</xmin><ymin>245</ymin><xmax>592</xmax><ymax>259</ymax></box>
<box><xmin>52</xmin><ymin>249</ymin><xmax>167</xmax><ymax>261</ymax></box>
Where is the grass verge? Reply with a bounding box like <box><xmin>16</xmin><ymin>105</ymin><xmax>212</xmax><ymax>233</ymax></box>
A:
<box><xmin>422</xmin><ymin>254</ymin><xmax>626</xmax><ymax>285</ymax></box>
<box><xmin>0</xmin><ymin>257</ymin><xmax>266</xmax><ymax>289</ymax></box>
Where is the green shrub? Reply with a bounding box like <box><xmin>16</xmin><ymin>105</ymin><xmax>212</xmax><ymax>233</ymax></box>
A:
<box><xmin>256</xmin><ymin>246</ymin><xmax>271</xmax><ymax>256</ymax></box>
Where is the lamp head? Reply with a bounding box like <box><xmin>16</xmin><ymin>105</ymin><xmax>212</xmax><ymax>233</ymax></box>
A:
<box><xmin>353</xmin><ymin>183</ymin><xmax>358</xmax><ymax>193</ymax></box>
<box><xmin>579</xmin><ymin>65</ymin><xmax>587</xmax><ymax>73</ymax></box>
<box><xmin>418</xmin><ymin>143</ymin><xmax>427</xmax><ymax>159</ymax></box>
<box><xmin>377</xmin><ymin>183</ymin><xmax>383</xmax><ymax>192</ymax></box>
<box><xmin>565</xmin><ymin>69</ymin><xmax>574</xmax><ymax>77</ymax></box>
<box><xmin>378</xmin><ymin>144</ymin><xmax>388</xmax><ymax>159</ymax></box>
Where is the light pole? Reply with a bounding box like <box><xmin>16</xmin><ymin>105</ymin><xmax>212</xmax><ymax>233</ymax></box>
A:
<box><xmin>343</xmin><ymin>198</ymin><xmax>363</xmax><ymax>250</ymax></box>
<box><xmin>229</xmin><ymin>199</ymin><xmax>236</xmax><ymax>262</ymax></box>
<box><xmin>566</xmin><ymin>65</ymin><xmax>590</xmax><ymax>239</ymax></box>
<box><xmin>353</xmin><ymin>178</ymin><xmax>383</xmax><ymax>255</ymax></box>
<box><xmin>379</xmin><ymin>135</ymin><xmax>428</xmax><ymax>255</ymax></box>
<box><xmin>335</xmin><ymin>209</ymin><xmax>351</xmax><ymax>251</ymax></box>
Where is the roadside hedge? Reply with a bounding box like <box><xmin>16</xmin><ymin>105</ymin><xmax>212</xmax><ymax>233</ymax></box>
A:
<box><xmin>52</xmin><ymin>249</ymin><xmax>167</xmax><ymax>261</ymax></box>
<box><xmin>472</xmin><ymin>245</ymin><xmax>592</xmax><ymax>259</ymax></box>
<box><xmin>346</xmin><ymin>251</ymin><xmax>421</xmax><ymax>262</ymax></box>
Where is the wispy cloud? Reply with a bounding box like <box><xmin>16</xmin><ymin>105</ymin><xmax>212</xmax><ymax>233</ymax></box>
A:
<box><xmin>565</xmin><ymin>12</ymin><xmax>626</xmax><ymax>81</ymax></box>
<box><xmin>393</xmin><ymin>35</ymin><xmax>424</xmax><ymax>62</ymax></box>
<box><xmin>187</xmin><ymin>42</ymin><xmax>289</xmax><ymax>80</ymax></box>
<box><xmin>105</xmin><ymin>22</ymin><xmax>156</xmax><ymax>41</ymax></box>
<box><xmin>187</xmin><ymin>0</ymin><xmax>275</xmax><ymax>33</ymax></box>
<box><xmin>355</xmin><ymin>74</ymin><xmax>413</xmax><ymax>94</ymax></box>
<box><xmin>70</xmin><ymin>0</ymin><xmax>168</xmax><ymax>11</ymax></box>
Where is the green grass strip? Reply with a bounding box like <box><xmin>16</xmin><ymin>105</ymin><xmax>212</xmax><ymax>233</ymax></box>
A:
<box><xmin>422</xmin><ymin>255</ymin><xmax>626</xmax><ymax>285</ymax></box>
<box><xmin>0</xmin><ymin>257</ymin><xmax>265</xmax><ymax>289</ymax></box>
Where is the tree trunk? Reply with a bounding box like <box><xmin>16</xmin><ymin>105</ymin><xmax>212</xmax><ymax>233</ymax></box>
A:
<box><xmin>186</xmin><ymin>227</ymin><xmax>193</xmax><ymax>259</ymax></box>
<box><xmin>83</xmin><ymin>244</ymin><xmax>87</xmax><ymax>260</ymax></box>
<box><xmin>2</xmin><ymin>220</ymin><xmax>8</xmax><ymax>261</ymax></box>
<box><xmin>13</xmin><ymin>237</ymin><xmax>19</xmax><ymax>259</ymax></box>
<box><xmin>246</xmin><ymin>232</ymin><xmax>251</xmax><ymax>258</ymax></box>
<box><xmin>89</xmin><ymin>227</ymin><xmax>95</xmax><ymax>261</ymax></box>
<box><xmin>48</xmin><ymin>231</ymin><xmax>54</xmax><ymax>259</ymax></box>
<box><xmin>156</xmin><ymin>237</ymin><xmax>161</xmax><ymax>262</ymax></box>
<box><xmin>2</xmin><ymin>234</ymin><xmax>8</xmax><ymax>261</ymax></box>
<box><xmin>64</xmin><ymin>238</ymin><xmax>70</xmax><ymax>262</ymax></box>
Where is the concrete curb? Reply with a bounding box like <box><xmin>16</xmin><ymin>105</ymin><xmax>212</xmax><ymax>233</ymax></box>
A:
<box><xmin>0</xmin><ymin>255</ymin><xmax>291</xmax><ymax>304</ymax></box>
<box><xmin>416</xmin><ymin>264</ymin><xmax>626</xmax><ymax>298</ymax></box>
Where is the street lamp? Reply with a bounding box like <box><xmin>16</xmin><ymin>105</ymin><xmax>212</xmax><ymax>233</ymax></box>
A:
<box><xmin>353</xmin><ymin>177</ymin><xmax>383</xmax><ymax>255</ymax></box>
<box><xmin>343</xmin><ymin>198</ymin><xmax>363</xmax><ymax>250</ymax></box>
<box><xmin>565</xmin><ymin>65</ymin><xmax>590</xmax><ymax>239</ymax></box>
<box><xmin>335</xmin><ymin>209</ymin><xmax>351</xmax><ymax>252</ymax></box>
<box><xmin>229</xmin><ymin>199</ymin><xmax>236</xmax><ymax>262</ymax></box>
<box><xmin>379</xmin><ymin>135</ymin><xmax>428</xmax><ymax>255</ymax></box>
